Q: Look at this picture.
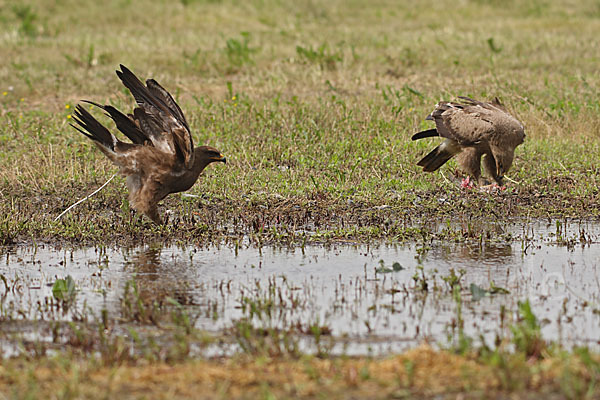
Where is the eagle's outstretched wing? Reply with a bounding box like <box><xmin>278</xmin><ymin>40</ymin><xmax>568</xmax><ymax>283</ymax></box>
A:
<box><xmin>116</xmin><ymin>65</ymin><xmax>194</xmax><ymax>168</ymax></box>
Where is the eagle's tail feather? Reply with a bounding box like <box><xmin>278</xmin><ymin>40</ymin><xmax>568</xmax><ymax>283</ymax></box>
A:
<box><xmin>82</xmin><ymin>100</ymin><xmax>148</xmax><ymax>145</ymax></box>
<box><xmin>71</xmin><ymin>105</ymin><xmax>116</xmax><ymax>151</ymax></box>
<box><xmin>417</xmin><ymin>141</ymin><xmax>462</xmax><ymax>172</ymax></box>
<box><xmin>411</xmin><ymin>128</ymin><xmax>438</xmax><ymax>141</ymax></box>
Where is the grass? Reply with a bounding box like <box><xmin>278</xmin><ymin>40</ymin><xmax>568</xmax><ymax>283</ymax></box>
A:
<box><xmin>0</xmin><ymin>0</ymin><xmax>600</xmax><ymax>245</ymax></box>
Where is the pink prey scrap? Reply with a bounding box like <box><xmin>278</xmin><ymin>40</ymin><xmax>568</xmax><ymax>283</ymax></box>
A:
<box><xmin>460</xmin><ymin>176</ymin><xmax>475</xmax><ymax>189</ymax></box>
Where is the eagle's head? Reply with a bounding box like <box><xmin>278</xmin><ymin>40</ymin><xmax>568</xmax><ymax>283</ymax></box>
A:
<box><xmin>494</xmin><ymin>149</ymin><xmax>515</xmax><ymax>181</ymax></box>
<box><xmin>492</xmin><ymin>124</ymin><xmax>525</xmax><ymax>182</ymax></box>
<box><xmin>195</xmin><ymin>146</ymin><xmax>227</xmax><ymax>165</ymax></box>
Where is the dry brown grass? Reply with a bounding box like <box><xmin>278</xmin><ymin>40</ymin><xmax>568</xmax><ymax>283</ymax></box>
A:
<box><xmin>1</xmin><ymin>344</ymin><xmax>594</xmax><ymax>399</ymax></box>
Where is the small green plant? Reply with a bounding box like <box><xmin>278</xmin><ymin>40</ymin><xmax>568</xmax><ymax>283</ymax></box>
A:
<box><xmin>450</xmin><ymin>284</ymin><xmax>473</xmax><ymax>354</ymax></box>
<box><xmin>412</xmin><ymin>265</ymin><xmax>428</xmax><ymax>292</ymax></box>
<box><xmin>511</xmin><ymin>300</ymin><xmax>545</xmax><ymax>358</ymax></box>
<box><xmin>0</xmin><ymin>217</ymin><xmax>27</xmax><ymax>246</ymax></box>
<box><xmin>12</xmin><ymin>5</ymin><xmax>39</xmax><ymax>38</ymax></box>
<box><xmin>441</xmin><ymin>268</ymin><xmax>466</xmax><ymax>291</ymax></box>
<box><xmin>469</xmin><ymin>283</ymin><xmax>488</xmax><ymax>301</ymax></box>
<box><xmin>52</xmin><ymin>275</ymin><xmax>77</xmax><ymax>304</ymax></box>
<box><xmin>296</xmin><ymin>42</ymin><xmax>342</xmax><ymax>70</ymax></box>
<box><xmin>63</xmin><ymin>44</ymin><xmax>101</xmax><ymax>68</ymax></box>
<box><xmin>306</xmin><ymin>319</ymin><xmax>333</xmax><ymax>358</ymax></box>
<box><xmin>377</xmin><ymin>83</ymin><xmax>424</xmax><ymax>116</ymax></box>
<box><xmin>224</xmin><ymin>32</ymin><xmax>257</xmax><ymax>69</ymax></box>
<box><xmin>375</xmin><ymin>260</ymin><xmax>404</xmax><ymax>274</ymax></box>
<box><xmin>166</xmin><ymin>296</ymin><xmax>194</xmax><ymax>334</ymax></box>
<box><xmin>487</xmin><ymin>37</ymin><xmax>502</xmax><ymax>53</ymax></box>
<box><xmin>489</xmin><ymin>281</ymin><xmax>510</xmax><ymax>295</ymax></box>
<box><xmin>470</xmin><ymin>281</ymin><xmax>510</xmax><ymax>301</ymax></box>
<box><xmin>120</xmin><ymin>279</ymin><xmax>159</xmax><ymax>324</ymax></box>
<box><xmin>232</xmin><ymin>319</ymin><xmax>300</xmax><ymax>357</ymax></box>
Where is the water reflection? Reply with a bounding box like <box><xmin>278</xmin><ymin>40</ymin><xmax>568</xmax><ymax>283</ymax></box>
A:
<box><xmin>434</xmin><ymin>242</ymin><xmax>514</xmax><ymax>266</ymax></box>
<box><xmin>1</xmin><ymin>219</ymin><xmax>600</xmax><ymax>355</ymax></box>
<box><xmin>124</xmin><ymin>246</ymin><xmax>200</xmax><ymax>312</ymax></box>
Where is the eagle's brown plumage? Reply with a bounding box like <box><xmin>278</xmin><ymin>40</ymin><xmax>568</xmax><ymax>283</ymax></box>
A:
<box><xmin>412</xmin><ymin>97</ymin><xmax>525</xmax><ymax>186</ymax></box>
<box><xmin>71</xmin><ymin>65</ymin><xmax>226</xmax><ymax>224</ymax></box>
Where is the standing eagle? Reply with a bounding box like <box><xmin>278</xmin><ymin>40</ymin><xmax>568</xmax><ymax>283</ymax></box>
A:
<box><xmin>412</xmin><ymin>97</ymin><xmax>525</xmax><ymax>186</ymax></box>
<box><xmin>71</xmin><ymin>65</ymin><xmax>226</xmax><ymax>224</ymax></box>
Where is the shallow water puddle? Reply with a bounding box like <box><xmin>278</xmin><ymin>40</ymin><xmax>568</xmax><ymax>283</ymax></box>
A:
<box><xmin>1</xmin><ymin>219</ymin><xmax>600</xmax><ymax>356</ymax></box>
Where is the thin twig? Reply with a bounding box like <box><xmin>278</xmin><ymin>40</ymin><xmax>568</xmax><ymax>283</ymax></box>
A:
<box><xmin>503</xmin><ymin>175</ymin><xmax>521</xmax><ymax>185</ymax></box>
<box><xmin>54</xmin><ymin>174</ymin><xmax>117</xmax><ymax>221</ymax></box>
<box><xmin>439</xmin><ymin>171</ymin><xmax>452</xmax><ymax>185</ymax></box>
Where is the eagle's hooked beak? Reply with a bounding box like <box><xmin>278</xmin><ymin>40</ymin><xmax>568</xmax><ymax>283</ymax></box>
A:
<box><xmin>218</xmin><ymin>154</ymin><xmax>227</xmax><ymax>164</ymax></box>
<box><xmin>496</xmin><ymin>161</ymin><xmax>504</xmax><ymax>179</ymax></box>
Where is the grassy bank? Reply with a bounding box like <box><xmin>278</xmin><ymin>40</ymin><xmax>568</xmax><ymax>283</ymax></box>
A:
<box><xmin>1</xmin><ymin>0</ymin><xmax>600</xmax><ymax>245</ymax></box>
<box><xmin>2</xmin><ymin>344</ymin><xmax>599</xmax><ymax>399</ymax></box>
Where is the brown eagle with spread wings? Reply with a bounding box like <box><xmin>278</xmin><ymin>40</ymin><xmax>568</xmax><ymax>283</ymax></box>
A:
<box><xmin>412</xmin><ymin>97</ymin><xmax>525</xmax><ymax>186</ymax></box>
<box><xmin>71</xmin><ymin>65</ymin><xmax>226</xmax><ymax>224</ymax></box>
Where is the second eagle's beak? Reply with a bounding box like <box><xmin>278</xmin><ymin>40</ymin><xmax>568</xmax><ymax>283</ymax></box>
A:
<box><xmin>219</xmin><ymin>155</ymin><xmax>227</xmax><ymax>164</ymax></box>
<box><xmin>496</xmin><ymin>164</ymin><xmax>504</xmax><ymax>179</ymax></box>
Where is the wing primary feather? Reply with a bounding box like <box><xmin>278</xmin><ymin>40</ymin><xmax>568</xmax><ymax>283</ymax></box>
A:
<box><xmin>70</xmin><ymin>123</ymin><xmax>94</xmax><ymax>141</ymax></box>
<box><xmin>458</xmin><ymin>96</ymin><xmax>485</xmax><ymax>107</ymax></box>
<box><xmin>102</xmin><ymin>105</ymin><xmax>147</xmax><ymax>144</ymax></box>
<box><xmin>117</xmin><ymin>65</ymin><xmax>194</xmax><ymax>167</ymax></box>
<box><xmin>146</xmin><ymin>78</ymin><xmax>189</xmax><ymax>131</ymax></box>
<box><xmin>116</xmin><ymin>65</ymin><xmax>169</xmax><ymax>113</ymax></box>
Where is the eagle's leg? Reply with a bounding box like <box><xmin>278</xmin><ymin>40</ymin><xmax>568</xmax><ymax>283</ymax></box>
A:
<box><xmin>456</xmin><ymin>148</ymin><xmax>485</xmax><ymax>185</ymax></box>
<box><xmin>482</xmin><ymin>153</ymin><xmax>504</xmax><ymax>186</ymax></box>
<box><xmin>143</xmin><ymin>205</ymin><xmax>162</xmax><ymax>225</ymax></box>
<box><xmin>134</xmin><ymin>195</ymin><xmax>163</xmax><ymax>225</ymax></box>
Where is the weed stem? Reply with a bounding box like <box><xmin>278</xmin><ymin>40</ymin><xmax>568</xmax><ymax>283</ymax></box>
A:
<box><xmin>54</xmin><ymin>174</ymin><xmax>117</xmax><ymax>221</ymax></box>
